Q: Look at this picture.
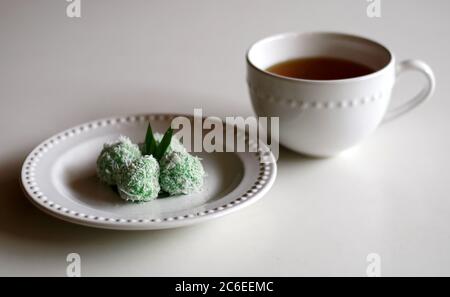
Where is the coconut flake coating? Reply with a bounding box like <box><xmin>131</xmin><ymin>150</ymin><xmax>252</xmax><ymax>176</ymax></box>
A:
<box><xmin>96</xmin><ymin>136</ymin><xmax>142</xmax><ymax>185</ymax></box>
<box><xmin>159</xmin><ymin>151</ymin><xmax>205</xmax><ymax>195</ymax></box>
<box><xmin>117</xmin><ymin>155</ymin><xmax>160</xmax><ymax>202</ymax></box>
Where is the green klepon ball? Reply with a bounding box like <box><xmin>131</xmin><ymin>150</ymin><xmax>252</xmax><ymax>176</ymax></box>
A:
<box><xmin>117</xmin><ymin>155</ymin><xmax>160</xmax><ymax>202</ymax></box>
<box><xmin>159</xmin><ymin>151</ymin><xmax>205</xmax><ymax>195</ymax></box>
<box><xmin>96</xmin><ymin>136</ymin><xmax>142</xmax><ymax>186</ymax></box>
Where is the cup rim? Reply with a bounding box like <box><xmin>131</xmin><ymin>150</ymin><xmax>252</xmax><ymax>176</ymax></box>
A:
<box><xmin>246</xmin><ymin>31</ymin><xmax>394</xmax><ymax>84</ymax></box>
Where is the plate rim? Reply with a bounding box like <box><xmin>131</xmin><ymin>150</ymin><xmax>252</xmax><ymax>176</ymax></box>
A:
<box><xmin>20</xmin><ymin>113</ymin><xmax>277</xmax><ymax>230</ymax></box>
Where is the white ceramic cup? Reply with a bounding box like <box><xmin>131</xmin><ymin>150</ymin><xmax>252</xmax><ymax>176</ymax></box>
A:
<box><xmin>247</xmin><ymin>32</ymin><xmax>435</xmax><ymax>157</ymax></box>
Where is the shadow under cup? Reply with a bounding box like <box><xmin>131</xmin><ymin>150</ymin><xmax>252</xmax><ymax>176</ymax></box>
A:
<box><xmin>246</xmin><ymin>32</ymin><xmax>396</xmax><ymax>157</ymax></box>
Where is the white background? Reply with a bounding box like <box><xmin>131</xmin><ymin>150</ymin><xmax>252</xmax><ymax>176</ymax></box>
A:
<box><xmin>0</xmin><ymin>0</ymin><xmax>449</xmax><ymax>276</ymax></box>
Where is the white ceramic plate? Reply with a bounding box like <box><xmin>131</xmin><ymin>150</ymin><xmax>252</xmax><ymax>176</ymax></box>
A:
<box><xmin>21</xmin><ymin>114</ymin><xmax>277</xmax><ymax>230</ymax></box>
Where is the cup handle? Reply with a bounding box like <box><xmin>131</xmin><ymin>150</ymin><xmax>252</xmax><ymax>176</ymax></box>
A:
<box><xmin>383</xmin><ymin>59</ymin><xmax>436</xmax><ymax>123</ymax></box>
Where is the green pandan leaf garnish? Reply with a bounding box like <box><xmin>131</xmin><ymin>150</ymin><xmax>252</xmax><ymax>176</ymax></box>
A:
<box><xmin>154</xmin><ymin>127</ymin><xmax>173</xmax><ymax>161</ymax></box>
<box><xmin>143</xmin><ymin>123</ymin><xmax>173</xmax><ymax>161</ymax></box>
<box><xmin>143</xmin><ymin>123</ymin><xmax>157</xmax><ymax>156</ymax></box>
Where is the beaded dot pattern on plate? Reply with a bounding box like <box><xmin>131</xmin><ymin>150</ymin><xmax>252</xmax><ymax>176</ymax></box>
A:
<box><xmin>21</xmin><ymin>114</ymin><xmax>276</xmax><ymax>225</ymax></box>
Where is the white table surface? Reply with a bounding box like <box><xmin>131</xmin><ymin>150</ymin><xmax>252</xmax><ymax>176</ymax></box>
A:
<box><xmin>1</xmin><ymin>0</ymin><xmax>449</xmax><ymax>277</ymax></box>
